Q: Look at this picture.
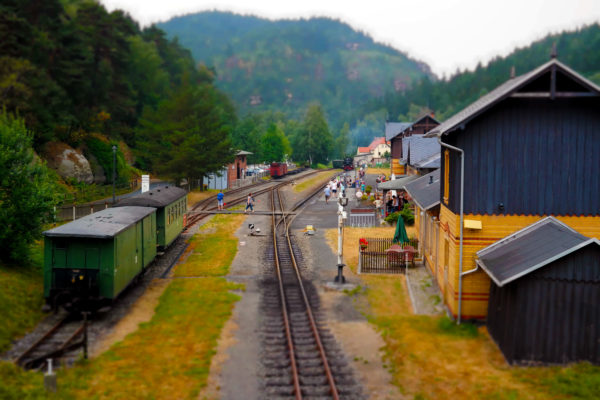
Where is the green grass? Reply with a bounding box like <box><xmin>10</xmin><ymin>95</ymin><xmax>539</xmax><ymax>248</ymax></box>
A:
<box><xmin>0</xmin><ymin>213</ymin><xmax>246</xmax><ymax>399</ymax></box>
<box><xmin>0</xmin><ymin>242</ymin><xmax>46</xmax><ymax>353</ymax></box>
<box><xmin>436</xmin><ymin>316</ymin><xmax>479</xmax><ymax>338</ymax></box>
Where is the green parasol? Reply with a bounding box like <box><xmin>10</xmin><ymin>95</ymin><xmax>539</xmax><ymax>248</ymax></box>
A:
<box><xmin>392</xmin><ymin>216</ymin><xmax>409</xmax><ymax>245</ymax></box>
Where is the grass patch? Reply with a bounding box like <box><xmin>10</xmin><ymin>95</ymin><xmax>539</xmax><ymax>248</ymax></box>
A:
<box><xmin>175</xmin><ymin>214</ymin><xmax>245</xmax><ymax>277</ymax></box>
<box><xmin>0</xmin><ymin>242</ymin><xmax>46</xmax><ymax>353</ymax></box>
<box><xmin>0</xmin><ymin>212</ymin><xmax>246</xmax><ymax>399</ymax></box>
<box><xmin>324</xmin><ymin>226</ymin><xmax>598</xmax><ymax>399</ymax></box>
<box><xmin>187</xmin><ymin>189</ymin><xmax>218</xmax><ymax>208</ymax></box>
<box><xmin>293</xmin><ymin>170</ymin><xmax>337</xmax><ymax>193</ymax></box>
<box><xmin>437</xmin><ymin>316</ymin><xmax>479</xmax><ymax>338</ymax></box>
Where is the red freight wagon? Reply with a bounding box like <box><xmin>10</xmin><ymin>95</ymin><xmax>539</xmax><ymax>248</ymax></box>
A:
<box><xmin>269</xmin><ymin>162</ymin><xmax>287</xmax><ymax>178</ymax></box>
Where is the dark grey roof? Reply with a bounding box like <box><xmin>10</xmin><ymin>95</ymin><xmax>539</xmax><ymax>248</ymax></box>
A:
<box><xmin>115</xmin><ymin>186</ymin><xmax>187</xmax><ymax>208</ymax></box>
<box><xmin>378</xmin><ymin>174</ymin><xmax>419</xmax><ymax>190</ymax></box>
<box><xmin>44</xmin><ymin>207</ymin><xmax>156</xmax><ymax>239</ymax></box>
<box><xmin>414</xmin><ymin>153</ymin><xmax>440</xmax><ymax>169</ymax></box>
<box><xmin>401</xmin><ymin>136</ymin><xmax>440</xmax><ymax>167</ymax></box>
<box><xmin>476</xmin><ymin>217</ymin><xmax>597</xmax><ymax>287</ymax></box>
<box><xmin>385</xmin><ymin>122</ymin><xmax>411</xmax><ymax>141</ymax></box>
<box><xmin>403</xmin><ymin>170</ymin><xmax>440</xmax><ymax>210</ymax></box>
<box><xmin>426</xmin><ymin>59</ymin><xmax>600</xmax><ymax>137</ymax></box>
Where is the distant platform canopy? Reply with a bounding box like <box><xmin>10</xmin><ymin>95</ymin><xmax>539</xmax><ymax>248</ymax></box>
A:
<box><xmin>378</xmin><ymin>175</ymin><xmax>419</xmax><ymax>191</ymax></box>
<box><xmin>403</xmin><ymin>170</ymin><xmax>440</xmax><ymax>211</ymax></box>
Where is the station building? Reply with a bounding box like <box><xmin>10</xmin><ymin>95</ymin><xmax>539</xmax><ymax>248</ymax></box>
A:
<box><xmin>423</xmin><ymin>58</ymin><xmax>600</xmax><ymax>325</ymax></box>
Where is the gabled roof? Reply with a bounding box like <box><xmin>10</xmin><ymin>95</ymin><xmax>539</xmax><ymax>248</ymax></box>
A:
<box><xmin>476</xmin><ymin>216</ymin><xmax>598</xmax><ymax>287</ymax></box>
<box><xmin>236</xmin><ymin>150</ymin><xmax>253</xmax><ymax>156</ymax></box>
<box><xmin>426</xmin><ymin>59</ymin><xmax>600</xmax><ymax>137</ymax></box>
<box><xmin>44</xmin><ymin>207</ymin><xmax>156</xmax><ymax>239</ymax></box>
<box><xmin>413</xmin><ymin>153</ymin><xmax>441</xmax><ymax>169</ymax></box>
<box><xmin>385</xmin><ymin>122</ymin><xmax>411</xmax><ymax>141</ymax></box>
<box><xmin>378</xmin><ymin>174</ymin><xmax>419</xmax><ymax>190</ymax></box>
<box><xmin>367</xmin><ymin>137</ymin><xmax>388</xmax><ymax>151</ymax></box>
<box><xmin>403</xmin><ymin>169</ymin><xmax>440</xmax><ymax>211</ymax></box>
<box><xmin>401</xmin><ymin>136</ymin><xmax>440</xmax><ymax>167</ymax></box>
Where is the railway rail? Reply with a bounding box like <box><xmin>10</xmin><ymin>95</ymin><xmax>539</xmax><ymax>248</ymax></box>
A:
<box><xmin>184</xmin><ymin>168</ymin><xmax>328</xmax><ymax>230</ymax></box>
<box><xmin>261</xmin><ymin>182</ymin><xmax>362</xmax><ymax>399</ymax></box>
<box><xmin>13</xmin><ymin>314</ymin><xmax>88</xmax><ymax>370</ymax></box>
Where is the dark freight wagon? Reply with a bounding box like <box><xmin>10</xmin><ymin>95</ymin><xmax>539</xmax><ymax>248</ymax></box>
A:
<box><xmin>115</xmin><ymin>186</ymin><xmax>187</xmax><ymax>250</ymax></box>
<box><xmin>43</xmin><ymin>207</ymin><xmax>157</xmax><ymax>304</ymax></box>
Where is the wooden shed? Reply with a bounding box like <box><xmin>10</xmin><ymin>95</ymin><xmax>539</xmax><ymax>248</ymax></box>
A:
<box><xmin>476</xmin><ymin>217</ymin><xmax>600</xmax><ymax>364</ymax></box>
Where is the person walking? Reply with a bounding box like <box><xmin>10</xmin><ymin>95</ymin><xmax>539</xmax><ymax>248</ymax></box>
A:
<box><xmin>245</xmin><ymin>193</ymin><xmax>255</xmax><ymax>213</ymax></box>
<box><xmin>331</xmin><ymin>181</ymin><xmax>337</xmax><ymax>198</ymax></box>
<box><xmin>324</xmin><ymin>186</ymin><xmax>331</xmax><ymax>203</ymax></box>
<box><xmin>217</xmin><ymin>190</ymin><xmax>224</xmax><ymax>210</ymax></box>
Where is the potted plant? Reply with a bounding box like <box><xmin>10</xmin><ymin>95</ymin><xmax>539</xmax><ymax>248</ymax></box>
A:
<box><xmin>359</xmin><ymin>238</ymin><xmax>369</xmax><ymax>251</ymax></box>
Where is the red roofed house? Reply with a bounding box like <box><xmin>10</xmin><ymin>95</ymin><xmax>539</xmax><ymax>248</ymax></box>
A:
<box><xmin>355</xmin><ymin>137</ymin><xmax>390</xmax><ymax>165</ymax></box>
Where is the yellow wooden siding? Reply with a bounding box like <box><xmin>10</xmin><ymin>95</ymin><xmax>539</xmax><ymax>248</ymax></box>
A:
<box><xmin>436</xmin><ymin>204</ymin><xmax>600</xmax><ymax>319</ymax></box>
<box><xmin>391</xmin><ymin>159</ymin><xmax>404</xmax><ymax>175</ymax></box>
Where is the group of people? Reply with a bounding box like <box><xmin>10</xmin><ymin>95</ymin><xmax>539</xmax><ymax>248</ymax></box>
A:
<box><xmin>216</xmin><ymin>190</ymin><xmax>255</xmax><ymax>213</ymax></box>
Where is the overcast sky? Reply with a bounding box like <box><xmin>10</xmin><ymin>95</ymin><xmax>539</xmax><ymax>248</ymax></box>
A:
<box><xmin>101</xmin><ymin>0</ymin><xmax>600</xmax><ymax>77</ymax></box>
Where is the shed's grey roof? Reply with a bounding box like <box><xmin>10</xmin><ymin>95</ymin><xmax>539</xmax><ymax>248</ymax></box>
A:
<box><xmin>385</xmin><ymin>122</ymin><xmax>411</xmax><ymax>141</ymax></box>
<box><xmin>401</xmin><ymin>136</ymin><xmax>440</xmax><ymax>167</ymax></box>
<box><xmin>476</xmin><ymin>217</ymin><xmax>597</xmax><ymax>287</ymax></box>
<box><xmin>426</xmin><ymin>59</ymin><xmax>600</xmax><ymax>137</ymax></box>
<box><xmin>378</xmin><ymin>174</ymin><xmax>419</xmax><ymax>190</ymax></box>
<box><xmin>44</xmin><ymin>207</ymin><xmax>156</xmax><ymax>239</ymax></box>
<box><xmin>236</xmin><ymin>150</ymin><xmax>253</xmax><ymax>155</ymax></box>
<box><xmin>115</xmin><ymin>186</ymin><xmax>187</xmax><ymax>208</ymax></box>
<box><xmin>414</xmin><ymin>153</ymin><xmax>441</xmax><ymax>169</ymax></box>
<box><xmin>403</xmin><ymin>170</ymin><xmax>440</xmax><ymax>211</ymax></box>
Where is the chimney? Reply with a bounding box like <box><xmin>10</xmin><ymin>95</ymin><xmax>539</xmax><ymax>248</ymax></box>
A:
<box><xmin>429</xmin><ymin>175</ymin><xmax>434</xmax><ymax>185</ymax></box>
<box><xmin>510</xmin><ymin>66</ymin><xmax>516</xmax><ymax>79</ymax></box>
<box><xmin>550</xmin><ymin>42</ymin><xmax>557</xmax><ymax>59</ymax></box>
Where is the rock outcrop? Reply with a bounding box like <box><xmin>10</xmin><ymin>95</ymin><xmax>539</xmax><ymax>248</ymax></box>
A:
<box><xmin>42</xmin><ymin>142</ymin><xmax>94</xmax><ymax>184</ymax></box>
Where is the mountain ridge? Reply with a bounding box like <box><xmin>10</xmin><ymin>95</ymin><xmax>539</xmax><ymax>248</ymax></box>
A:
<box><xmin>158</xmin><ymin>11</ymin><xmax>433</xmax><ymax>128</ymax></box>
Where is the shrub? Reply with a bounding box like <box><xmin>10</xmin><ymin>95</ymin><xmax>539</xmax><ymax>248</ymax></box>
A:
<box><xmin>85</xmin><ymin>136</ymin><xmax>131</xmax><ymax>185</ymax></box>
<box><xmin>383</xmin><ymin>204</ymin><xmax>414</xmax><ymax>225</ymax></box>
<box><xmin>365</xmin><ymin>185</ymin><xmax>372</xmax><ymax>194</ymax></box>
<box><xmin>399</xmin><ymin>203</ymin><xmax>415</xmax><ymax>225</ymax></box>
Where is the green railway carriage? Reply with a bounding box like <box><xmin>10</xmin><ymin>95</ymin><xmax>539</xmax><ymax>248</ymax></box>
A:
<box><xmin>43</xmin><ymin>207</ymin><xmax>157</xmax><ymax>303</ymax></box>
<box><xmin>114</xmin><ymin>186</ymin><xmax>187</xmax><ymax>250</ymax></box>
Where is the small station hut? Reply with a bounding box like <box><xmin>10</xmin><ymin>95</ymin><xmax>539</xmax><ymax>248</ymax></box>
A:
<box><xmin>477</xmin><ymin>217</ymin><xmax>600</xmax><ymax>365</ymax></box>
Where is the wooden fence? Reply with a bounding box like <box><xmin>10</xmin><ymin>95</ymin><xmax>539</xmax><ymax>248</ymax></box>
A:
<box><xmin>358</xmin><ymin>237</ymin><xmax>419</xmax><ymax>274</ymax></box>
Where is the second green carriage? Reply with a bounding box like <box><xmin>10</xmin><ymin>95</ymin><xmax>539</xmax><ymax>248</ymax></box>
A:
<box><xmin>115</xmin><ymin>185</ymin><xmax>187</xmax><ymax>250</ymax></box>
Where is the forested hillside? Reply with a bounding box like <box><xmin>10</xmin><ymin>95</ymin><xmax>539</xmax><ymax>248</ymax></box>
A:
<box><xmin>360</xmin><ymin>23</ymin><xmax>600</xmax><ymax>123</ymax></box>
<box><xmin>158</xmin><ymin>11</ymin><xmax>433</xmax><ymax>129</ymax></box>
<box><xmin>0</xmin><ymin>0</ymin><xmax>236</xmax><ymax>181</ymax></box>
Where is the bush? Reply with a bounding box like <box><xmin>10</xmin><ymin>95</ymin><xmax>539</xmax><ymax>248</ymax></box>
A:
<box><xmin>85</xmin><ymin>136</ymin><xmax>131</xmax><ymax>185</ymax></box>
<box><xmin>399</xmin><ymin>203</ymin><xmax>415</xmax><ymax>225</ymax></box>
<box><xmin>384</xmin><ymin>204</ymin><xmax>414</xmax><ymax>225</ymax></box>
<box><xmin>0</xmin><ymin>112</ymin><xmax>57</xmax><ymax>261</ymax></box>
<box><xmin>365</xmin><ymin>185</ymin><xmax>372</xmax><ymax>194</ymax></box>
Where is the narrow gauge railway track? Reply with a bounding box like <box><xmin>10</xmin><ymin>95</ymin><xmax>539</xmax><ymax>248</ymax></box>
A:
<box><xmin>262</xmin><ymin>186</ymin><xmax>362</xmax><ymax>399</ymax></box>
<box><xmin>14</xmin><ymin>314</ymin><xmax>87</xmax><ymax>370</ymax></box>
<box><xmin>185</xmin><ymin>169</ymin><xmax>328</xmax><ymax>230</ymax></box>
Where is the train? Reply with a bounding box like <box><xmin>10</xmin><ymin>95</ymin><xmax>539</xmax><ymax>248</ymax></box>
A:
<box><xmin>43</xmin><ymin>185</ymin><xmax>187</xmax><ymax>310</ymax></box>
<box><xmin>343</xmin><ymin>157</ymin><xmax>354</xmax><ymax>171</ymax></box>
<box><xmin>332</xmin><ymin>160</ymin><xmax>344</xmax><ymax>169</ymax></box>
<box><xmin>269</xmin><ymin>162</ymin><xmax>288</xmax><ymax>178</ymax></box>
